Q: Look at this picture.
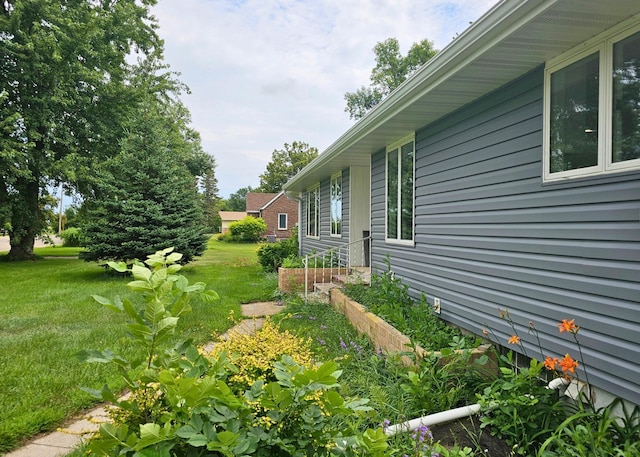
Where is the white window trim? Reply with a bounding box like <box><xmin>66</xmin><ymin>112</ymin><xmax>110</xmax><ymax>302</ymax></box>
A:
<box><xmin>306</xmin><ymin>184</ymin><xmax>320</xmax><ymax>239</ymax></box>
<box><xmin>385</xmin><ymin>133</ymin><xmax>415</xmax><ymax>246</ymax></box>
<box><xmin>277</xmin><ymin>213</ymin><xmax>287</xmax><ymax>230</ymax></box>
<box><xmin>330</xmin><ymin>172</ymin><xmax>342</xmax><ymax>238</ymax></box>
<box><xmin>543</xmin><ymin>18</ymin><xmax>640</xmax><ymax>182</ymax></box>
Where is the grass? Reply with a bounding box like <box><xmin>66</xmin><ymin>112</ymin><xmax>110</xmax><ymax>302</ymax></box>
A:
<box><xmin>0</xmin><ymin>238</ymin><xmax>276</xmax><ymax>453</ymax></box>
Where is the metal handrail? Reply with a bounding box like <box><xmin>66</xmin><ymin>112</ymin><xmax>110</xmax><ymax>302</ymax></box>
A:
<box><xmin>303</xmin><ymin>235</ymin><xmax>371</xmax><ymax>300</ymax></box>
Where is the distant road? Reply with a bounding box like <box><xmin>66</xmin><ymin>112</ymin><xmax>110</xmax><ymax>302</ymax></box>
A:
<box><xmin>0</xmin><ymin>235</ymin><xmax>62</xmax><ymax>252</ymax></box>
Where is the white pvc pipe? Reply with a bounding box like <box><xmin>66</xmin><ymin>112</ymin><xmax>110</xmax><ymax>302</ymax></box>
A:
<box><xmin>384</xmin><ymin>377</ymin><xmax>570</xmax><ymax>437</ymax></box>
<box><xmin>385</xmin><ymin>404</ymin><xmax>481</xmax><ymax>436</ymax></box>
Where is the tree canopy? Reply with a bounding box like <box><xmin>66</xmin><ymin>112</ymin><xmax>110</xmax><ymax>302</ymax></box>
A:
<box><xmin>0</xmin><ymin>0</ymin><xmax>166</xmax><ymax>260</ymax></box>
<box><xmin>258</xmin><ymin>141</ymin><xmax>318</xmax><ymax>193</ymax></box>
<box><xmin>344</xmin><ymin>38</ymin><xmax>437</xmax><ymax>120</ymax></box>
<box><xmin>223</xmin><ymin>186</ymin><xmax>254</xmax><ymax>212</ymax></box>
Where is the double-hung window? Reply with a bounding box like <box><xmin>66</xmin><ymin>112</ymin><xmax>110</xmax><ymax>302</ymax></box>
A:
<box><xmin>544</xmin><ymin>22</ymin><xmax>640</xmax><ymax>181</ymax></box>
<box><xmin>386</xmin><ymin>135</ymin><xmax>415</xmax><ymax>243</ymax></box>
<box><xmin>330</xmin><ymin>173</ymin><xmax>342</xmax><ymax>236</ymax></box>
<box><xmin>306</xmin><ymin>185</ymin><xmax>319</xmax><ymax>238</ymax></box>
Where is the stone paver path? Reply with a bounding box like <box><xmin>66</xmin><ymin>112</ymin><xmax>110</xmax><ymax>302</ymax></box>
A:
<box><xmin>5</xmin><ymin>302</ymin><xmax>283</xmax><ymax>457</ymax></box>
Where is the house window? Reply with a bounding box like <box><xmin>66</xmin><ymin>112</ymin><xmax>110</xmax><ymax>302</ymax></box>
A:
<box><xmin>330</xmin><ymin>173</ymin><xmax>342</xmax><ymax>236</ymax></box>
<box><xmin>544</xmin><ymin>23</ymin><xmax>640</xmax><ymax>181</ymax></box>
<box><xmin>306</xmin><ymin>185</ymin><xmax>319</xmax><ymax>238</ymax></box>
<box><xmin>386</xmin><ymin>136</ymin><xmax>415</xmax><ymax>243</ymax></box>
<box><xmin>278</xmin><ymin>213</ymin><xmax>287</xmax><ymax>230</ymax></box>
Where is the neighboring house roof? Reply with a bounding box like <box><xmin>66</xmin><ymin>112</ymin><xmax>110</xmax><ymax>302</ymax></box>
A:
<box><xmin>246</xmin><ymin>192</ymin><xmax>281</xmax><ymax>213</ymax></box>
<box><xmin>219</xmin><ymin>211</ymin><xmax>247</xmax><ymax>221</ymax></box>
<box><xmin>284</xmin><ymin>0</ymin><xmax>640</xmax><ymax>192</ymax></box>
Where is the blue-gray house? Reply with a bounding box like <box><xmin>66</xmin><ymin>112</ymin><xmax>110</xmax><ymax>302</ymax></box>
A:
<box><xmin>284</xmin><ymin>1</ymin><xmax>640</xmax><ymax>406</ymax></box>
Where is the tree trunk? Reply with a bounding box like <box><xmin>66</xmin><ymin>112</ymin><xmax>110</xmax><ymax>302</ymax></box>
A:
<box><xmin>6</xmin><ymin>179</ymin><xmax>40</xmax><ymax>261</ymax></box>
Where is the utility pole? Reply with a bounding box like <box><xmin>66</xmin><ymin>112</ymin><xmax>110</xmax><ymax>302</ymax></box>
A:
<box><xmin>58</xmin><ymin>183</ymin><xmax>64</xmax><ymax>234</ymax></box>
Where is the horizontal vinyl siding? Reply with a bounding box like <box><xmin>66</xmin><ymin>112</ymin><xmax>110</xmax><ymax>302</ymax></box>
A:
<box><xmin>370</xmin><ymin>67</ymin><xmax>640</xmax><ymax>405</ymax></box>
<box><xmin>300</xmin><ymin>169</ymin><xmax>350</xmax><ymax>256</ymax></box>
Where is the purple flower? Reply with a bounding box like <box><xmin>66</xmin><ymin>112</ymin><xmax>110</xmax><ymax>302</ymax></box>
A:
<box><xmin>320</xmin><ymin>324</ymin><xmax>327</xmax><ymax>330</ymax></box>
<box><xmin>340</xmin><ymin>339</ymin><xmax>347</xmax><ymax>350</ymax></box>
<box><xmin>308</xmin><ymin>316</ymin><xmax>317</xmax><ymax>320</ymax></box>
<box><xmin>381</xmin><ymin>419</ymin><xmax>390</xmax><ymax>430</ymax></box>
<box><xmin>317</xmin><ymin>338</ymin><xmax>326</xmax><ymax>346</ymax></box>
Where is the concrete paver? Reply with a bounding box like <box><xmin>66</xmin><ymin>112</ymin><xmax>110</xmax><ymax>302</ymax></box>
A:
<box><xmin>5</xmin><ymin>302</ymin><xmax>283</xmax><ymax>457</ymax></box>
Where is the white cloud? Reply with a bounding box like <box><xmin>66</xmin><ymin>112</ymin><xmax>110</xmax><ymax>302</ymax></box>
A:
<box><xmin>153</xmin><ymin>0</ymin><xmax>499</xmax><ymax>197</ymax></box>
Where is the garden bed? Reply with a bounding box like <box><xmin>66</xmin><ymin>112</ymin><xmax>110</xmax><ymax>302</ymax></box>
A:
<box><xmin>330</xmin><ymin>287</ymin><xmax>497</xmax><ymax>373</ymax></box>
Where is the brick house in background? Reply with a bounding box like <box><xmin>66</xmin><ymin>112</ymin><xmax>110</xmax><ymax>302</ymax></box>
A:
<box><xmin>246</xmin><ymin>191</ymin><xmax>298</xmax><ymax>239</ymax></box>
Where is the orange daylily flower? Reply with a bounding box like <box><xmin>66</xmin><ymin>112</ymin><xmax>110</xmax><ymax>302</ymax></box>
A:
<box><xmin>508</xmin><ymin>335</ymin><xmax>520</xmax><ymax>345</ymax></box>
<box><xmin>558</xmin><ymin>319</ymin><xmax>579</xmax><ymax>334</ymax></box>
<box><xmin>558</xmin><ymin>354</ymin><xmax>578</xmax><ymax>374</ymax></box>
<box><xmin>544</xmin><ymin>356</ymin><xmax>559</xmax><ymax>371</ymax></box>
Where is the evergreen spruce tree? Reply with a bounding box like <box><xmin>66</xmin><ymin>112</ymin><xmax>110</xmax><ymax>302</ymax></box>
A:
<box><xmin>81</xmin><ymin>96</ymin><xmax>210</xmax><ymax>263</ymax></box>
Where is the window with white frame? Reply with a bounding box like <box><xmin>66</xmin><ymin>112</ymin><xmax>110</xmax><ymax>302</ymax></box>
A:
<box><xmin>386</xmin><ymin>136</ymin><xmax>415</xmax><ymax>243</ymax></box>
<box><xmin>330</xmin><ymin>173</ymin><xmax>342</xmax><ymax>236</ymax></box>
<box><xmin>544</xmin><ymin>22</ymin><xmax>640</xmax><ymax>182</ymax></box>
<box><xmin>306</xmin><ymin>185</ymin><xmax>319</xmax><ymax>238</ymax></box>
<box><xmin>278</xmin><ymin>213</ymin><xmax>287</xmax><ymax>230</ymax></box>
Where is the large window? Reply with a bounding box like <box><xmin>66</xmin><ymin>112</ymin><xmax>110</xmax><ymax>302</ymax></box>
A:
<box><xmin>544</xmin><ymin>23</ymin><xmax>640</xmax><ymax>181</ymax></box>
<box><xmin>330</xmin><ymin>173</ymin><xmax>342</xmax><ymax>236</ymax></box>
<box><xmin>306</xmin><ymin>185</ymin><xmax>319</xmax><ymax>238</ymax></box>
<box><xmin>386</xmin><ymin>136</ymin><xmax>414</xmax><ymax>243</ymax></box>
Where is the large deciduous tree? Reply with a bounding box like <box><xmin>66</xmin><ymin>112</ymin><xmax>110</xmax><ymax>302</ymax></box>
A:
<box><xmin>344</xmin><ymin>38</ymin><xmax>437</xmax><ymax>120</ymax></box>
<box><xmin>258</xmin><ymin>141</ymin><xmax>318</xmax><ymax>193</ymax></box>
<box><xmin>0</xmin><ymin>0</ymin><xmax>161</xmax><ymax>260</ymax></box>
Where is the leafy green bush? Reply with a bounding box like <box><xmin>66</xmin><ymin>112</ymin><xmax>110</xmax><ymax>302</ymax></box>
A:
<box><xmin>257</xmin><ymin>235</ymin><xmax>298</xmax><ymax>272</ymax></box>
<box><xmin>78</xmin><ymin>248</ymin><xmax>389</xmax><ymax>456</ymax></box>
<box><xmin>228</xmin><ymin>216</ymin><xmax>267</xmax><ymax>242</ymax></box>
<box><xmin>59</xmin><ymin>227</ymin><xmax>84</xmax><ymax>247</ymax></box>
<box><xmin>343</xmin><ymin>258</ymin><xmax>476</xmax><ymax>351</ymax></box>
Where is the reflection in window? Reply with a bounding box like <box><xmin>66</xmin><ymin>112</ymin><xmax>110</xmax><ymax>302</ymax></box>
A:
<box><xmin>387</xmin><ymin>140</ymin><xmax>414</xmax><ymax>242</ymax></box>
<box><xmin>613</xmin><ymin>31</ymin><xmax>640</xmax><ymax>163</ymax></box>
<box><xmin>306</xmin><ymin>186</ymin><xmax>319</xmax><ymax>237</ymax></box>
<box><xmin>550</xmin><ymin>52</ymin><xmax>600</xmax><ymax>173</ymax></box>
<box><xmin>330</xmin><ymin>174</ymin><xmax>342</xmax><ymax>236</ymax></box>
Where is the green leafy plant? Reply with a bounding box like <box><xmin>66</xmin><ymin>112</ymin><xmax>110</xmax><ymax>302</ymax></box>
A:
<box><xmin>343</xmin><ymin>258</ymin><xmax>476</xmax><ymax>351</ymax></box>
<box><xmin>477</xmin><ymin>352</ymin><xmax>565</xmax><ymax>455</ymax></box>
<box><xmin>537</xmin><ymin>397</ymin><xmax>640</xmax><ymax>456</ymax></box>
<box><xmin>78</xmin><ymin>247</ymin><xmax>389</xmax><ymax>456</ymax></box>
<box><xmin>401</xmin><ymin>349</ymin><xmax>488</xmax><ymax>416</ymax></box>
<box><xmin>257</xmin><ymin>232</ymin><xmax>298</xmax><ymax>272</ymax></box>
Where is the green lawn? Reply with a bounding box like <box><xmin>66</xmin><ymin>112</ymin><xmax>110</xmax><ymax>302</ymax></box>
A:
<box><xmin>0</xmin><ymin>239</ymin><xmax>276</xmax><ymax>453</ymax></box>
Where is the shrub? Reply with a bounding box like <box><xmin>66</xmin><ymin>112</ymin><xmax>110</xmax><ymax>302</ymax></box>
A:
<box><xmin>203</xmin><ymin>317</ymin><xmax>314</xmax><ymax>393</ymax></box>
<box><xmin>58</xmin><ymin>227</ymin><xmax>84</xmax><ymax>247</ymax></box>
<box><xmin>228</xmin><ymin>216</ymin><xmax>267</xmax><ymax>242</ymax></box>
<box><xmin>257</xmin><ymin>235</ymin><xmax>298</xmax><ymax>272</ymax></box>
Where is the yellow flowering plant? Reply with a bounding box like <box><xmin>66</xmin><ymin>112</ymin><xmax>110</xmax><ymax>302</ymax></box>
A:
<box><xmin>203</xmin><ymin>317</ymin><xmax>315</xmax><ymax>394</ymax></box>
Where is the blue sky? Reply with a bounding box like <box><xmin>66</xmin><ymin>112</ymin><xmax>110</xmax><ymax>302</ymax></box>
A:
<box><xmin>153</xmin><ymin>0</ymin><xmax>499</xmax><ymax>197</ymax></box>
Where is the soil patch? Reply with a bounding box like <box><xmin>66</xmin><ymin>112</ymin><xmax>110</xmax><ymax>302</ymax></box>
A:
<box><xmin>431</xmin><ymin>416</ymin><xmax>513</xmax><ymax>456</ymax></box>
